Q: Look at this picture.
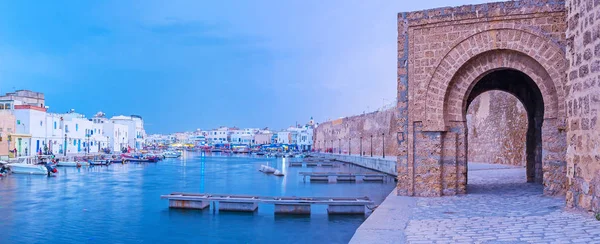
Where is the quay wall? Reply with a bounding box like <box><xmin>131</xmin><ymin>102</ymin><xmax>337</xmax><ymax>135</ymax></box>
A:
<box><xmin>313</xmin><ymin>108</ymin><xmax>399</xmax><ymax>157</ymax></box>
<box><xmin>313</xmin><ymin>153</ymin><xmax>397</xmax><ymax>176</ymax></box>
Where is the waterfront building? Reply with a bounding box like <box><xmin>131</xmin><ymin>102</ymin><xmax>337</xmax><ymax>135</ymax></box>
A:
<box><xmin>13</xmin><ymin>105</ymin><xmax>47</xmax><ymax>156</ymax></box>
<box><xmin>90</xmin><ymin>112</ymin><xmax>110</xmax><ymax>153</ymax></box>
<box><xmin>276</xmin><ymin>131</ymin><xmax>290</xmax><ymax>144</ymax></box>
<box><xmin>230</xmin><ymin>128</ymin><xmax>257</xmax><ymax>145</ymax></box>
<box><xmin>206</xmin><ymin>126</ymin><xmax>229</xmax><ymax>145</ymax></box>
<box><xmin>0</xmin><ymin>113</ymin><xmax>15</xmax><ymax>159</ymax></box>
<box><xmin>253</xmin><ymin>131</ymin><xmax>272</xmax><ymax>145</ymax></box>
<box><xmin>146</xmin><ymin>134</ymin><xmax>173</xmax><ymax>146</ymax></box>
<box><xmin>109</xmin><ymin>115</ymin><xmax>146</xmax><ymax>150</ymax></box>
<box><xmin>61</xmin><ymin>110</ymin><xmax>96</xmax><ymax>155</ymax></box>
<box><xmin>297</xmin><ymin>126</ymin><xmax>314</xmax><ymax>152</ymax></box>
<box><xmin>103</xmin><ymin>121</ymin><xmax>128</xmax><ymax>153</ymax></box>
<box><xmin>0</xmin><ymin>90</ymin><xmax>45</xmax><ymax>113</ymax></box>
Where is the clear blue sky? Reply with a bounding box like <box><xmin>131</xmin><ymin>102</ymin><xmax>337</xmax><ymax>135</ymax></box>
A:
<box><xmin>0</xmin><ymin>0</ymin><xmax>491</xmax><ymax>134</ymax></box>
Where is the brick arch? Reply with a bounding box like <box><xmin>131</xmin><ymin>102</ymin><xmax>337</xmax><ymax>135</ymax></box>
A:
<box><xmin>422</xmin><ymin>28</ymin><xmax>566</xmax><ymax>131</ymax></box>
<box><xmin>444</xmin><ymin>50</ymin><xmax>556</xmax><ymax>123</ymax></box>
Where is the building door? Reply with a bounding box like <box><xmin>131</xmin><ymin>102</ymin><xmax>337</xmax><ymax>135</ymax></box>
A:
<box><xmin>17</xmin><ymin>138</ymin><xmax>22</xmax><ymax>156</ymax></box>
<box><xmin>36</xmin><ymin>140</ymin><xmax>40</xmax><ymax>154</ymax></box>
<box><xmin>77</xmin><ymin>140</ymin><xmax>81</xmax><ymax>152</ymax></box>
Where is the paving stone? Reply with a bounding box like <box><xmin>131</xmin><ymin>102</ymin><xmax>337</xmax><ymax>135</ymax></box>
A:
<box><xmin>351</xmin><ymin>164</ymin><xmax>600</xmax><ymax>243</ymax></box>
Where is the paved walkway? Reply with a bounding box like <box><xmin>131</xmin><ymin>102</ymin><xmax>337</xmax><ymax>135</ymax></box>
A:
<box><xmin>350</xmin><ymin>163</ymin><xmax>600</xmax><ymax>244</ymax></box>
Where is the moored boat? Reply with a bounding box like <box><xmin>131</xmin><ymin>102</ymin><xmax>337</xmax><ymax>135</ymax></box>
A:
<box><xmin>89</xmin><ymin>160</ymin><xmax>111</xmax><ymax>166</ymax></box>
<box><xmin>163</xmin><ymin>151</ymin><xmax>182</xmax><ymax>158</ymax></box>
<box><xmin>6</xmin><ymin>163</ymin><xmax>49</xmax><ymax>175</ymax></box>
<box><xmin>57</xmin><ymin>161</ymin><xmax>91</xmax><ymax>167</ymax></box>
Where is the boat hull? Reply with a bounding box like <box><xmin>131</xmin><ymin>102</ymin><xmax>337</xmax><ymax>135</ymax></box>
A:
<box><xmin>57</xmin><ymin>162</ymin><xmax>91</xmax><ymax>167</ymax></box>
<box><xmin>7</xmin><ymin>164</ymin><xmax>48</xmax><ymax>175</ymax></box>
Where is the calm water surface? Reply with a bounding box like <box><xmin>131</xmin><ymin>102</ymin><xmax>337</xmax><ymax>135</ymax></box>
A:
<box><xmin>0</xmin><ymin>153</ymin><xmax>395</xmax><ymax>243</ymax></box>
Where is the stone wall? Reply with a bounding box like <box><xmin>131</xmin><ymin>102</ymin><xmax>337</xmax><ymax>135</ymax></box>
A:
<box><xmin>467</xmin><ymin>91</ymin><xmax>528</xmax><ymax>166</ymax></box>
<box><xmin>313</xmin><ymin>108</ymin><xmax>398</xmax><ymax>157</ymax></box>
<box><xmin>565</xmin><ymin>0</ymin><xmax>600</xmax><ymax>213</ymax></box>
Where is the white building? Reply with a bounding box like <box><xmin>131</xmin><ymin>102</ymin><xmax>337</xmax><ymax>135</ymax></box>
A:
<box><xmin>103</xmin><ymin>121</ymin><xmax>129</xmax><ymax>153</ymax></box>
<box><xmin>206</xmin><ymin>126</ymin><xmax>229</xmax><ymax>145</ymax></box>
<box><xmin>297</xmin><ymin>126</ymin><xmax>314</xmax><ymax>151</ymax></box>
<box><xmin>229</xmin><ymin>128</ymin><xmax>257</xmax><ymax>145</ymax></box>
<box><xmin>13</xmin><ymin>107</ymin><xmax>103</xmax><ymax>156</ymax></box>
<box><xmin>146</xmin><ymin>134</ymin><xmax>173</xmax><ymax>146</ymax></box>
<box><xmin>13</xmin><ymin>105</ymin><xmax>47</xmax><ymax>156</ymax></box>
<box><xmin>276</xmin><ymin>131</ymin><xmax>291</xmax><ymax>144</ymax></box>
<box><xmin>110</xmin><ymin>115</ymin><xmax>146</xmax><ymax>150</ymax></box>
<box><xmin>61</xmin><ymin>110</ymin><xmax>96</xmax><ymax>155</ymax></box>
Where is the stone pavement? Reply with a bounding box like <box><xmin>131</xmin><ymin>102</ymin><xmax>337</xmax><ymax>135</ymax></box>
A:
<box><xmin>350</xmin><ymin>163</ymin><xmax>600</xmax><ymax>244</ymax></box>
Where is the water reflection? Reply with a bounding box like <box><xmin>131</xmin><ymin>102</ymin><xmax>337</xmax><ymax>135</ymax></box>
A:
<box><xmin>0</xmin><ymin>153</ymin><xmax>394</xmax><ymax>243</ymax></box>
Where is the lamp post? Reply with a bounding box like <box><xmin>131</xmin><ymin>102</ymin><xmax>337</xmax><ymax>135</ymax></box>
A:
<box><xmin>348</xmin><ymin>138</ymin><xmax>351</xmax><ymax>155</ymax></box>
<box><xmin>63</xmin><ymin>133</ymin><xmax>67</xmax><ymax>156</ymax></box>
<box><xmin>370</xmin><ymin>135</ymin><xmax>373</xmax><ymax>157</ymax></box>
<box><xmin>7</xmin><ymin>134</ymin><xmax>11</xmax><ymax>158</ymax></box>
<box><xmin>360</xmin><ymin>136</ymin><xmax>363</xmax><ymax>156</ymax></box>
<box><xmin>382</xmin><ymin>133</ymin><xmax>385</xmax><ymax>159</ymax></box>
<box><xmin>338</xmin><ymin>139</ymin><xmax>341</xmax><ymax>154</ymax></box>
<box><xmin>86</xmin><ymin>134</ymin><xmax>90</xmax><ymax>156</ymax></box>
<box><xmin>330</xmin><ymin>140</ymin><xmax>333</xmax><ymax>153</ymax></box>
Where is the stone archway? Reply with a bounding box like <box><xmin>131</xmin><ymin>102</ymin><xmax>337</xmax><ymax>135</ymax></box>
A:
<box><xmin>398</xmin><ymin>23</ymin><xmax>568</xmax><ymax>197</ymax></box>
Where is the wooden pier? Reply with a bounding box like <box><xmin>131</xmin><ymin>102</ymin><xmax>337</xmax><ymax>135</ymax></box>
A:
<box><xmin>161</xmin><ymin>193</ymin><xmax>373</xmax><ymax>215</ymax></box>
<box><xmin>299</xmin><ymin>172</ymin><xmax>388</xmax><ymax>183</ymax></box>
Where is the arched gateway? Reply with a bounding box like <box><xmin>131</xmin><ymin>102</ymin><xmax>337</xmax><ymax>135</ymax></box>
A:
<box><xmin>396</xmin><ymin>1</ymin><xmax>568</xmax><ymax>197</ymax></box>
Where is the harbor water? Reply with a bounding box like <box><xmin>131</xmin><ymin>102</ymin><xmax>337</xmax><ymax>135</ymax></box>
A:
<box><xmin>0</xmin><ymin>153</ymin><xmax>395</xmax><ymax>243</ymax></box>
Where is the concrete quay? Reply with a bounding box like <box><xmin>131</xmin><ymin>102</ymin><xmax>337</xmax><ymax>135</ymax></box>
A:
<box><xmin>350</xmin><ymin>163</ymin><xmax>600</xmax><ymax>243</ymax></box>
<box><xmin>310</xmin><ymin>153</ymin><xmax>397</xmax><ymax>176</ymax></box>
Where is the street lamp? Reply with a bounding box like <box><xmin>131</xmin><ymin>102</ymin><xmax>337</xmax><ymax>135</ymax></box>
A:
<box><xmin>370</xmin><ymin>135</ymin><xmax>373</xmax><ymax>157</ymax></box>
<box><xmin>360</xmin><ymin>136</ymin><xmax>363</xmax><ymax>156</ymax></box>
<box><xmin>382</xmin><ymin>133</ymin><xmax>385</xmax><ymax>159</ymax></box>
<box><xmin>85</xmin><ymin>133</ymin><xmax>91</xmax><ymax>156</ymax></box>
<box><xmin>330</xmin><ymin>140</ymin><xmax>333</xmax><ymax>154</ymax></box>
<box><xmin>348</xmin><ymin>138</ymin><xmax>351</xmax><ymax>155</ymax></box>
<box><xmin>338</xmin><ymin>139</ymin><xmax>341</xmax><ymax>154</ymax></box>
<box><xmin>63</xmin><ymin>133</ymin><xmax>67</xmax><ymax>156</ymax></box>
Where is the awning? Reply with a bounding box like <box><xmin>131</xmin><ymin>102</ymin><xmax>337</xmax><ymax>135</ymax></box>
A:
<box><xmin>9</xmin><ymin>133</ymin><xmax>32</xmax><ymax>138</ymax></box>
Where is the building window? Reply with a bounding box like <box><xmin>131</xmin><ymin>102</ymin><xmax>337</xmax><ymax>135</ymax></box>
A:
<box><xmin>40</xmin><ymin>121</ymin><xmax>43</xmax><ymax>127</ymax></box>
<box><xmin>76</xmin><ymin>124</ymin><xmax>79</xmax><ymax>131</ymax></box>
<box><xmin>54</xmin><ymin>122</ymin><xmax>57</xmax><ymax>129</ymax></box>
<box><xmin>0</xmin><ymin>104</ymin><xmax>3</xmax><ymax>110</ymax></box>
<box><xmin>5</xmin><ymin>104</ymin><xmax>10</xmax><ymax>110</ymax></box>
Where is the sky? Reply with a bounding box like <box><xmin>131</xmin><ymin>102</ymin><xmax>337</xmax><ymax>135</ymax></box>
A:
<box><xmin>0</xmin><ymin>0</ymin><xmax>493</xmax><ymax>134</ymax></box>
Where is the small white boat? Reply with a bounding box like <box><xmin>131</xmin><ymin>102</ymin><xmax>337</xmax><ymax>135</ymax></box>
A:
<box><xmin>259</xmin><ymin>165</ymin><xmax>276</xmax><ymax>174</ymax></box>
<box><xmin>89</xmin><ymin>160</ymin><xmax>111</xmax><ymax>166</ymax></box>
<box><xmin>163</xmin><ymin>151</ymin><xmax>182</xmax><ymax>158</ymax></box>
<box><xmin>57</xmin><ymin>161</ymin><xmax>90</xmax><ymax>167</ymax></box>
<box><xmin>7</xmin><ymin>163</ymin><xmax>48</xmax><ymax>175</ymax></box>
<box><xmin>273</xmin><ymin>170</ymin><xmax>285</xmax><ymax>176</ymax></box>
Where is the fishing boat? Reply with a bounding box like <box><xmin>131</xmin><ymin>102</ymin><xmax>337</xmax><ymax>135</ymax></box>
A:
<box><xmin>4</xmin><ymin>157</ymin><xmax>58</xmax><ymax>176</ymax></box>
<box><xmin>89</xmin><ymin>160</ymin><xmax>111</xmax><ymax>166</ymax></box>
<box><xmin>57</xmin><ymin>161</ymin><xmax>91</xmax><ymax>167</ymax></box>
<box><xmin>163</xmin><ymin>151</ymin><xmax>182</xmax><ymax>158</ymax></box>
<box><xmin>121</xmin><ymin>154</ymin><xmax>160</xmax><ymax>163</ymax></box>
